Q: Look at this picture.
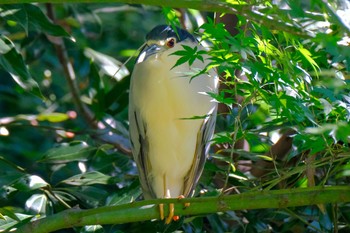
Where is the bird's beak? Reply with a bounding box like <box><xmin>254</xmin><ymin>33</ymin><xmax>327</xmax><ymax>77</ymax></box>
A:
<box><xmin>137</xmin><ymin>44</ymin><xmax>161</xmax><ymax>63</ymax></box>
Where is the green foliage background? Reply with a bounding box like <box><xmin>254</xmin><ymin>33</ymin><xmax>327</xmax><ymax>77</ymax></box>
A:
<box><xmin>0</xmin><ymin>1</ymin><xmax>350</xmax><ymax>232</ymax></box>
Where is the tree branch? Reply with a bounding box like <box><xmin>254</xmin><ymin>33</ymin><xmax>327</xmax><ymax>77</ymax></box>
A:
<box><xmin>44</xmin><ymin>4</ymin><xmax>131</xmax><ymax>154</ymax></box>
<box><xmin>2</xmin><ymin>1</ymin><xmax>316</xmax><ymax>38</ymax></box>
<box><xmin>45</xmin><ymin>4</ymin><xmax>96</xmax><ymax>128</ymax></box>
<box><xmin>16</xmin><ymin>186</ymin><xmax>350</xmax><ymax>233</ymax></box>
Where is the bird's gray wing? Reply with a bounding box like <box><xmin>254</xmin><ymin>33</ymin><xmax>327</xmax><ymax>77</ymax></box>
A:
<box><xmin>128</xmin><ymin>97</ymin><xmax>155</xmax><ymax>199</ymax></box>
<box><xmin>182</xmin><ymin>106</ymin><xmax>217</xmax><ymax>197</ymax></box>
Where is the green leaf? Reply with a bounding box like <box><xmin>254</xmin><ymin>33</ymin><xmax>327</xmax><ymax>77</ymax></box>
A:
<box><xmin>1</xmin><ymin>4</ymin><xmax>70</xmax><ymax>37</ymax></box>
<box><xmin>0</xmin><ymin>207</ymin><xmax>20</xmax><ymax>222</ymax></box>
<box><xmin>171</xmin><ymin>45</ymin><xmax>206</xmax><ymax>69</ymax></box>
<box><xmin>25</xmin><ymin>194</ymin><xmax>48</xmax><ymax>214</ymax></box>
<box><xmin>104</xmin><ymin>76</ymin><xmax>129</xmax><ymax>113</ymax></box>
<box><xmin>0</xmin><ymin>36</ymin><xmax>44</xmax><ymax>99</ymax></box>
<box><xmin>0</xmin><ymin>213</ymin><xmax>33</xmax><ymax>232</ymax></box>
<box><xmin>298</xmin><ymin>46</ymin><xmax>320</xmax><ymax>75</ymax></box>
<box><xmin>172</xmin><ymin>56</ymin><xmax>191</xmax><ymax>68</ymax></box>
<box><xmin>60</xmin><ymin>171</ymin><xmax>117</xmax><ymax>186</ymax></box>
<box><xmin>84</xmin><ymin>48</ymin><xmax>129</xmax><ymax>81</ymax></box>
<box><xmin>106</xmin><ymin>180</ymin><xmax>142</xmax><ymax>206</ymax></box>
<box><xmin>88</xmin><ymin>62</ymin><xmax>105</xmax><ymax>119</ymax></box>
<box><xmin>59</xmin><ymin>186</ymin><xmax>109</xmax><ymax>207</ymax></box>
<box><xmin>0</xmin><ymin>38</ymin><xmax>12</xmax><ymax>54</ymax></box>
<box><xmin>71</xmin><ymin>4</ymin><xmax>101</xmax><ymax>38</ymax></box>
<box><xmin>162</xmin><ymin>7</ymin><xmax>181</xmax><ymax>30</ymax></box>
<box><xmin>41</xmin><ymin>142</ymin><xmax>97</xmax><ymax>163</ymax></box>
<box><xmin>318</xmin><ymin>98</ymin><xmax>333</xmax><ymax>117</ymax></box>
<box><xmin>334</xmin><ymin>122</ymin><xmax>350</xmax><ymax>143</ymax></box>
<box><xmin>36</xmin><ymin>112</ymin><xmax>70</xmax><ymax>123</ymax></box>
<box><xmin>12</xmin><ymin>175</ymin><xmax>48</xmax><ymax>191</ymax></box>
<box><xmin>256</xmin><ymin>155</ymin><xmax>274</xmax><ymax>161</ymax></box>
<box><xmin>81</xmin><ymin>225</ymin><xmax>104</xmax><ymax>233</ymax></box>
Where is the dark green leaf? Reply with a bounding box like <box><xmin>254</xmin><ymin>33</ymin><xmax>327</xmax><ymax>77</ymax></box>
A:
<box><xmin>0</xmin><ymin>36</ymin><xmax>44</xmax><ymax>99</ymax></box>
<box><xmin>41</xmin><ymin>142</ymin><xmax>97</xmax><ymax>163</ymax></box>
<box><xmin>171</xmin><ymin>45</ymin><xmax>206</xmax><ymax>69</ymax></box>
<box><xmin>1</xmin><ymin>4</ymin><xmax>70</xmax><ymax>37</ymax></box>
<box><xmin>60</xmin><ymin>171</ymin><xmax>117</xmax><ymax>186</ymax></box>
<box><xmin>59</xmin><ymin>186</ymin><xmax>109</xmax><ymax>208</ymax></box>
<box><xmin>0</xmin><ymin>207</ymin><xmax>20</xmax><ymax>222</ymax></box>
<box><xmin>84</xmin><ymin>48</ymin><xmax>129</xmax><ymax>80</ymax></box>
<box><xmin>106</xmin><ymin>180</ymin><xmax>142</xmax><ymax>206</ymax></box>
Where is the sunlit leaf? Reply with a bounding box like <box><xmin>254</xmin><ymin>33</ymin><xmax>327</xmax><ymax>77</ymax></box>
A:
<box><xmin>256</xmin><ymin>155</ymin><xmax>273</xmax><ymax>161</ymax></box>
<box><xmin>36</xmin><ymin>112</ymin><xmax>70</xmax><ymax>123</ymax></box>
<box><xmin>81</xmin><ymin>225</ymin><xmax>104</xmax><ymax>233</ymax></box>
<box><xmin>12</xmin><ymin>175</ymin><xmax>48</xmax><ymax>191</ymax></box>
<box><xmin>84</xmin><ymin>48</ymin><xmax>129</xmax><ymax>81</ymax></box>
<box><xmin>25</xmin><ymin>194</ymin><xmax>48</xmax><ymax>214</ymax></box>
<box><xmin>298</xmin><ymin>46</ymin><xmax>320</xmax><ymax>75</ymax></box>
<box><xmin>0</xmin><ymin>38</ymin><xmax>12</xmax><ymax>54</ymax></box>
<box><xmin>162</xmin><ymin>7</ymin><xmax>181</xmax><ymax>29</ymax></box>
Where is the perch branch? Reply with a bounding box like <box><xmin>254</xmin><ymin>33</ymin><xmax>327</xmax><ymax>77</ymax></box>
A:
<box><xmin>16</xmin><ymin>186</ymin><xmax>350</xmax><ymax>233</ymax></box>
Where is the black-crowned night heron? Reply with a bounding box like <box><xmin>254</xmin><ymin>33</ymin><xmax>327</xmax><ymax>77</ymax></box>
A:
<box><xmin>129</xmin><ymin>25</ymin><xmax>218</xmax><ymax>223</ymax></box>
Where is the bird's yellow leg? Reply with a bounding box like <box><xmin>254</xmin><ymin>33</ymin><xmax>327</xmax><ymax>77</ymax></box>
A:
<box><xmin>159</xmin><ymin>203</ymin><xmax>164</xmax><ymax>220</ymax></box>
<box><xmin>170</xmin><ymin>195</ymin><xmax>189</xmax><ymax>222</ymax></box>
<box><xmin>158</xmin><ymin>174</ymin><xmax>167</xmax><ymax>221</ymax></box>
<box><xmin>165</xmin><ymin>203</ymin><xmax>175</xmax><ymax>224</ymax></box>
<box><xmin>159</xmin><ymin>174</ymin><xmax>175</xmax><ymax>224</ymax></box>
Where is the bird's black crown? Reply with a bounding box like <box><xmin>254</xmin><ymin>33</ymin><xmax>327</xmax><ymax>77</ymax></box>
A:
<box><xmin>146</xmin><ymin>25</ymin><xmax>196</xmax><ymax>43</ymax></box>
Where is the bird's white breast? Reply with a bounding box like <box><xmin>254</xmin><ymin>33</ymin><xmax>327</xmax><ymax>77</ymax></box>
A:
<box><xmin>130</xmin><ymin>42</ymin><xmax>217</xmax><ymax>198</ymax></box>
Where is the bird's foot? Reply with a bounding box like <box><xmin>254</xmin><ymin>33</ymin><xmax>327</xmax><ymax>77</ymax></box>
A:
<box><xmin>165</xmin><ymin>203</ymin><xmax>175</xmax><ymax>224</ymax></box>
<box><xmin>159</xmin><ymin>202</ymin><xmax>175</xmax><ymax>224</ymax></box>
<box><xmin>178</xmin><ymin>195</ymin><xmax>190</xmax><ymax>209</ymax></box>
<box><xmin>159</xmin><ymin>195</ymin><xmax>190</xmax><ymax>224</ymax></box>
<box><xmin>159</xmin><ymin>203</ymin><xmax>164</xmax><ymax>220</ymax></box>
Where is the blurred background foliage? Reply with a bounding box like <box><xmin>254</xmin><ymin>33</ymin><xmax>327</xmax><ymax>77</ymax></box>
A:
<box><xmin>0</xmin><ymin>1</ymin><xmax>350</xmax><ymax>232</ymax></box>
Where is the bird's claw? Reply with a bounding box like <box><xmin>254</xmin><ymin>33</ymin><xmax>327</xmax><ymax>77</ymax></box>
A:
<box><xmin>159</xmin><ymin>195</ymin><xmax>190</xmax><ymax>224</ymax></box>
<box><xmin>165</xmin><ymin>203</ymin><xmax>174</xmax><ymax>224</ymax></box>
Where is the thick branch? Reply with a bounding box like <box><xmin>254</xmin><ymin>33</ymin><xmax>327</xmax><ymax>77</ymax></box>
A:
<box><xmin>16</xmin><ymin>186</ymin><xmax>350</xmax><ymax>233</ymax></box>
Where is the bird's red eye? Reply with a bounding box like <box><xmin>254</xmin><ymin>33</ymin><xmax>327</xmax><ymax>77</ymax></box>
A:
<box><xmin>166</xmin><ymin>38</ymin><xmax>175</xmax><ymax>48</ymax></box>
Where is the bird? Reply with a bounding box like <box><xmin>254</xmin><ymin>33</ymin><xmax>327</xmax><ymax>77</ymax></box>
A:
<box><xmin>128</xmin><ymin>25</ymin><xmax>218</xmax><ymax>223</ymax></box>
